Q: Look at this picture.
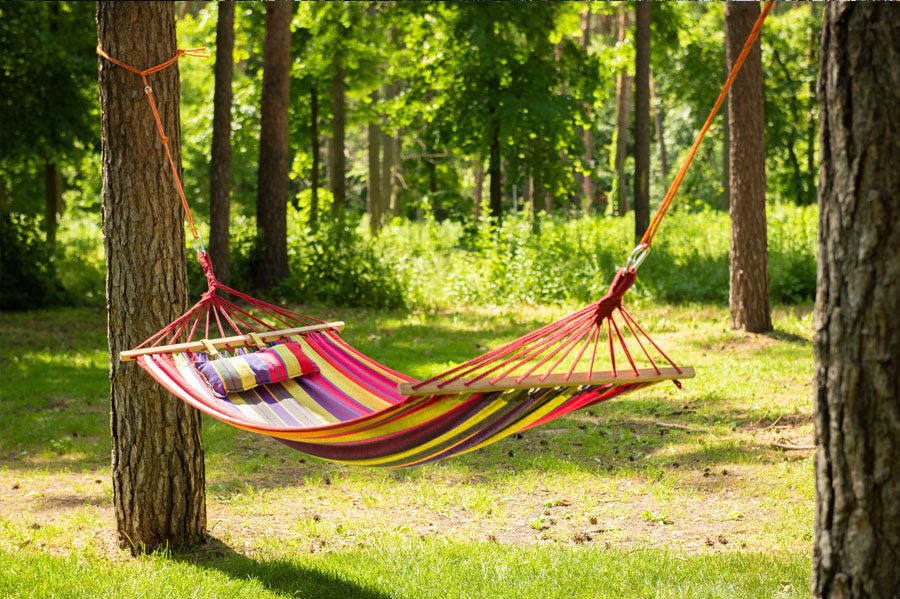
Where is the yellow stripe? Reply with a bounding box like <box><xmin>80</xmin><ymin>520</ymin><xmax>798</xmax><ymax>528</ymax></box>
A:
<box><xmin>270</xmin><ymin>343</ymin><xmax>301</xmax><ymax>373</ymax></box>
<box><xmin>295</xmin><ymin>337</ymin><xmax>393</xmax><ymax>413</ymax></box>
<box><xmin>278</xmin><ymin>378</ymin><xmax>339</xmax><ymax>425</ymax></box>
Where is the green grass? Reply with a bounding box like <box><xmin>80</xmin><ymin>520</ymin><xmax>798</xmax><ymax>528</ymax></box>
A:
<box><xmin>0</xmin><ymin>542</ymin><xmax>810</xmax><ymax>599</ymax></box>
<box><xmin>0</xmin><ymin>303</ymin><xmax>814</xmax><ymax>597</ymax></box>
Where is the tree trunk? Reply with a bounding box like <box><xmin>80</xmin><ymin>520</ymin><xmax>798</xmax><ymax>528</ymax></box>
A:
<box><xmin>381</xmin><ymin>83</ymin><xmax>396</xmax><ymax>224</ymax></box>
<box><xmin>633</xmin><ymin>0</ymin><xmax>650</xmax><ymax>242</ymax></box>
<box><xmin>329</xmin><ymin>61</ymin><xmax>346</xmax><ymax>214</ymax></box>
<box><xmin>488</xmin><ymin>115</ymin><xmax>502</xmax><ymax>221</ymax></box>
<box><xmin>43</xmin><ymin>162</ymin><xmax>62</xmax><ymax>250</ymax></box>
<box><xmin>581</xmin><ymin>8</ymin><xmax>594</xmax><ymax>215</ymax></box>
<box><xmin>96</xmin><ymin>0</ymin><xmax>205</xmax><ymax>554</ymax></box>
<box><xmin>254</xmin><ymin>1</ymin><xmax>291</xmax><ymax>290</ymax></box>
<box><xmin>209</xmin><ymin>0</ymin><xmax>233</xmax><ymax>286</ymax></box>
<box><xmin>725</xmin><ymin>1</ymin><xmax>770</xmax><ymax>333</ymax></box>
<box><xmin>309</xmin><ymin>83</ymin><xmax>320</xmax><ymax>230</ymax></box>
<box><xmin>367</xmin><ymin>91</ymin><xmax>381</xmax><ymax>235</ymax></box>
<box><xmin>805</xmin><ymin>5</ymin><xmax>817</xmax><ymax>206</ymax></box>
<box><xmin>473</xmin><ymin>155</ymin><xmax>484</xmax><ymax>220</ymax></box>
<box><xmin>814</xmin><ymin>5</ymin><xmax>900</xmax><ymax>597</ymax></box>
<box><xmin>614</xmin><ymin>3</ymin><xmax>631</xmax><ymax>217</ymax></box>
<box><xmin>427</xmin><ymin>149</ymin><xmax>438</xmax><ymax>218</ymax></box>
<box><xmin>651</xmin><ymin>77</ymin><xmax>668</xmax><ymax>179</ymax></box>
<box><xmin>722</xmin><ymin>54</ymin><xmax>731</xmax><ymax>213</ymax></box>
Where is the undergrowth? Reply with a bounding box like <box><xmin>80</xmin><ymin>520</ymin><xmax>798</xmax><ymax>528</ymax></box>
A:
<box><xmin>50</xmin><ymin>202</ymin><xmax>817</xmax><ymax>311</ymax></box>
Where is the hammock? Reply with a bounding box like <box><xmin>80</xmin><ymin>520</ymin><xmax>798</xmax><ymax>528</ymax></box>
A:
<box><xmin>99</xmin><ymin>3</ymin><xmax>771</xmax><ymax>468</ymax></box>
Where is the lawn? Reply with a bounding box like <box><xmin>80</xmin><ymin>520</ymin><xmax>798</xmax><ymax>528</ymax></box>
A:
<box><xmin>0</xmin><ymin>302</ymin><xmax>814</xmax><ymax>598</ymax></box>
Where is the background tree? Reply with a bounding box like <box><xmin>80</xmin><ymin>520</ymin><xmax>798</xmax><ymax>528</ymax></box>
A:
<box><xmin>96</xmin><ymin>0</ymin><xmax>205</xmax><ymax>553</ymax></box>
<box><xmin>254</xmin><ymin>1</ymin><xmax>292</xmax><ymax>289</ymax></box>
<box><xmin>725</xmin><ymin>1</ymin><xmax>771</xmax><ymax>333</ymax></box>
<box><xmin>633</xmin><ymin>0</ymin><xmax>650</xmax><ymax>241</ymax></box>
<box><xmin>209</xmin><ymin>1</ymin><xmax>233</xmax><ymax>285</ymax></box>
<box><xmin>814</xmin><ymin>4</ymin><xmax>900</xmax><ymax>597</ymax></box>
<box><xmin>613</xmin><ymin>3</ymin><xmax>632</xmax><ymax>217</ymax></box>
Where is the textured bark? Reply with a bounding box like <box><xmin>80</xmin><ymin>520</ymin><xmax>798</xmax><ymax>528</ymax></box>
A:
<box><xmin>381</xmin><ymin>83</ymin><xmax>396</xmax><ymax>223</ymax></box>
<box><xmin>209</xmin><ymin>1</ymin><xmax>233</xmax><ymax>286</ymax></box>
<box><xmin>725</xmin><ymin>1</ymin><xmax>770</xmax><ymax>333</ymax></box>
<box><xmin>254</xmin><ymin>1</ymin><xmax>291</xmax><ymax>290</ymax></box>
<box><xmin>633</xmin><ymin>0</ymin><xmax>650</xmax><ymax>242</ymax></box>
<box><xmin>43</xmin><ymin>162</ymin><xmax>62</xmax><ymax>249</ymax></box>
<box><xmin>614</xmin><ymin>4</ymin><xmax>631</xmax><ymax>217</ymax></box>
<box><xmin>722</xmin><ymin>55</ymin><xmax>731</xmax><ymax>213</ymax></box>
<box><xmin>309</xmin><ymin>83</ymin><xmax>320</xmax><ymax>230</ymax></box>
<box><xmin>488</xmin><ymin>114</ymin><xmax>502</xmax><ymax>221</ymax></box>
<box><xmin>97</xmin><ymin>1</ymin><xmax>205</xmax><ymax>554</ymax></box>
<box><xmin>814</xmin><ymin>5</ymin><xmax>900</xmax><ymax>597</ymax></box>
<box><xmin>329</xmin><ymin>61</ymin><xmax>346</xmax><ymax>214</ymax></box>
<box><xmin>366</xmin><ymin>90</ymin><xmax>381</xmax><ymax>235</ymax></box>
<box><xmin>581</xmin><ymin>8</ymin><xmax>594</xmax><ymax>214</ymax></box>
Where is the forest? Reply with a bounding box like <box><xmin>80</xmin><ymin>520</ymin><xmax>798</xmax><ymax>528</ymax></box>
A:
<box><xmin>6</xmin><ymin>2</ymin><xmax>899</xmax><ymax>598</ymax></box>
<box><xmin>1</xmin><ymin>1</ymin><xmax>820</xmax><ymax>311</ymax></box>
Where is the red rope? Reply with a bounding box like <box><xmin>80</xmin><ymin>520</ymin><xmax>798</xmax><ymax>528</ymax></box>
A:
<box><xmin>97</xmin><ymin>46</ymin><xmax>209</xmax><ymax>248</ymax></box>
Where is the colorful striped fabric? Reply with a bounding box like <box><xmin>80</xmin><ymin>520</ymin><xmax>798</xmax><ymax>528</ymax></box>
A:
<box><xmin>194</xmin><ymin>341</ymin><xmax>318</xmax><ymax>395</ymax></box>
<box><xmin>137</xmin><ymin>331</ymin><xmax>659</xmax><ymax>468</ymax></box>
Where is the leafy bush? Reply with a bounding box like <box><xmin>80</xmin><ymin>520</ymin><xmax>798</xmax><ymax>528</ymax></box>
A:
<box><xmin>0</xmin><ymin>212</ymin><xmax>69</xmax><ymax>310</ymax></box>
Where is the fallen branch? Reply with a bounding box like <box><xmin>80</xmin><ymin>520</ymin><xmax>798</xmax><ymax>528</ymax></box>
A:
<box><xmin>772</xmin><ymin>442</ymin><xmax>816</xmax><ymax>450</ymax></box>
<box><xmin>654</xmin><ymin>421</ymin><xmax>705</xmax><ymax>433</ymax></box>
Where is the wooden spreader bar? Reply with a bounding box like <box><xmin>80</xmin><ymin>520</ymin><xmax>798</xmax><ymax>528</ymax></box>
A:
<box><xmin>398</xmin><ymin>365</ymin><xmax>694</xmax><ymax>396</ymax></box>
<box><xmin>120</xmin><ymin>321</ymin><xmax>345</xmax><ymax>361</ymax></box>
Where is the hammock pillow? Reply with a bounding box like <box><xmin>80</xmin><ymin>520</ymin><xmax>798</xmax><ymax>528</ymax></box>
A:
<box><xmin>194</xmin><ymin>341</ymin><xmax>318</xmax><ymax>396</ymax></box>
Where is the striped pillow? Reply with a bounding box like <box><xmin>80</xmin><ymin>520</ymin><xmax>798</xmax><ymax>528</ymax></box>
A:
<box><xmin>194</xmin><ymin>341</ymin><xmax>318</xmax><ymax>396</ymax></box>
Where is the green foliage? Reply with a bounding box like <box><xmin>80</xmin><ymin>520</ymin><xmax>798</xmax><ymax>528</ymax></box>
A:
<box><xmin>0</xmin><ymin>212</ymin><xmax>69</xmax><ymax>310</ymax></box>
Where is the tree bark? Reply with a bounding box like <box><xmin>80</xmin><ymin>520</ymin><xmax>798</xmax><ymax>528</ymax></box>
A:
<box><xmin>43</xmin><ymin>162</ymin><xmax>62</xmax><ymax>250</ymax></box>
<box><xmin>488</xmin><ymin>113</ymin><xmax>502</xmax><ymax>221</ymax></box>
<box><xmin>97</xmin><ymin>0</ymin><xmax>205</xmax><ymax>554</ymax></box>
<box><xmin>309</xmin><ymin>83</ymin><xmax>320</xmax><ymax>230</ymax></box>
<box><xmin>633</xmin><ymin>0</ymin><xmax>650</xmax><ymax>242</ymax></box>
<box><xmin>254</xmin><ymin>1</ymin><xmax>291</xmax><ymax>290</ymax></box>
<box><xmin>581</xmin><ymin>8</ymin><xmax>594</xmax><ymax>215</ymax></box>
<box><xmin>209</xmin><ymin>0</ymin><xmax>233</xmax><ymax>286</ymax></box>
<box><xmin>329</xmin><ymin>61</ymin><xmax>346</xmax><ymax>214</ymax></box>
<box><xmin>814</xmin><ymin>5</ymin><xmax>900</xmax><ymax>598</ymax></box>
<box><xmin>381</xmin><ymin>83</ymin><xmax>396</xmax><ymax>225</ymax></box>
<box><xmin>722</xmin><ymin>54</ymin><xmax>731</xmax><ymax>213</ymax></box>
<box><xmin>725</xmin><ymin>1</ymin><xmax>770</xmax><ymax>333</ymax></box>
<box><xmin>614</xmin><ymin>3</ymin><xmax>631</xmax><ymax>217</ymax></box>
<box><xmin>367</xmin><ymin>90</ymin><xmax>381</xmax><ymax>235</ymax></box>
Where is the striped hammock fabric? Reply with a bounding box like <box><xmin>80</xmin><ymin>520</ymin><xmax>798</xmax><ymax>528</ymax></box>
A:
<box><xmin>194</xmin><ymin>341</ymin><xmax>318</xmax><ymax>395</ymax></box>
<box><xmin>136</xmin><ymin>330</ymin><xmax>656</xmax><ymax>468</ymax></box>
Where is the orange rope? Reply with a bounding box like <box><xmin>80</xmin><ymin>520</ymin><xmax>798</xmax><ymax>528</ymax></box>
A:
<box><xmin>96</xmin><ymin>46</ymin><xmax>210</xmax><ymax>247</ymax></box>
<box><xmin>639</xmin><ymin>1</ymin><xmax>774</xmax><ymax>250</ymax></box>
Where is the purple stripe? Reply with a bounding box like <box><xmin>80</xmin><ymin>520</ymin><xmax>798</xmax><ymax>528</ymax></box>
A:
<box><xmin>296</xmin><ymin>374</ymin><xmax>371</xmax><ymax>421</ymax></box>
<box><xmin>306</xmin><ymin>334</ymin><xmax>404</xmax><ymax>401</ymax></box>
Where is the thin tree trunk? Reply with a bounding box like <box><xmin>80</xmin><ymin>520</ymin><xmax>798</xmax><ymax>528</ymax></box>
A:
<box><xmin>309</xmin><ymin>83</ymin><xmax>319</xmax><ymax>230</ymax></box>
<box><xmin>367</xmin><ymin>90</ymin><xmax>381</xmax><ymax>235</ymax></box>
<box><xmin>427</xmin><ymin>150</ymin><xmax>438</xmax><ymax>218</ymax></box>
<box><xmin>614</xmin><ymin>3</ymin><xmax>631</xmax><ymax>217</ymax></box>
<box><xmin>381</xmin><ymin>83</ymin><xmax>396</xmax><ymax>225</ymax></box>
<box><xmin>651</xmin><ymin>77</ymin><xmax>668</xmax><ymax>179</ymax></box>
<box><xmin>633</xmin><ymin>0</ymin><xmax>650</xmax><ymax>242</ymax></box>
<box><xmin>722</xmin><ymin>54</ymin><xmax>731</xmax><ymax>213</ymax></box>
<box><xmin>725</xmin><ymin>1</ymin><xmax>770</xmax><ymax>333</ymax></box>
<box><xmin>581</xmin><ymin>8</ymin><xmax>594</xmax><ymax>215</ymax></box>
<box><xmin>488</xmin><ymin>113</ymin><xmax>502</xmax><ymax>221</ymax></box>
<box><xmin>814</xmin><ymin>5</ymin><xmax>900</xmax><ymax>597</ymax></box>
<box><xmin>43</xmin><ymin>162</ymin><xmax>62</xmax><ymax>250</ymax></box>
<box><xmin>97</xmin><ymin>0</ymin><xmax>205</xmax><ymax>554</ymax></box>
<box><xmin>209</xmin><ymin>0</ymin><xmax>233</xmax><ymax>286</ymax></box>
<box><xmin>390</xmin><ymin>134</ymin><xmax>402</xmax><ymax>218</ymax></box>
<box><xmin>254</xmin><ymin>1</ymin><xmax>291</xmax><ymax>290</ymax></box>
<box><xmin>805</xmin><ymin>5</ymin><xmax>817</xmax><ymax>206</ymax></box>
<box><xmin>329</xmin><ymin>61</ymin><xmax>346</xmax><ymax>214</ymax></box>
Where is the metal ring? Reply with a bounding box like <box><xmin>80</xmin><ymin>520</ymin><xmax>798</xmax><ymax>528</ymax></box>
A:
<box><xmin>623</xmin><ymin>243</ymin><xmax>650</xmax><ymax>271</ymax></box>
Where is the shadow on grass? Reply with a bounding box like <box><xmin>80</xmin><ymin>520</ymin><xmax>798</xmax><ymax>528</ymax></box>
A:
<box><xmin>173</xmin><ymin>536</ymin><xmax>389</xmax><ymax>599</ymax></box>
